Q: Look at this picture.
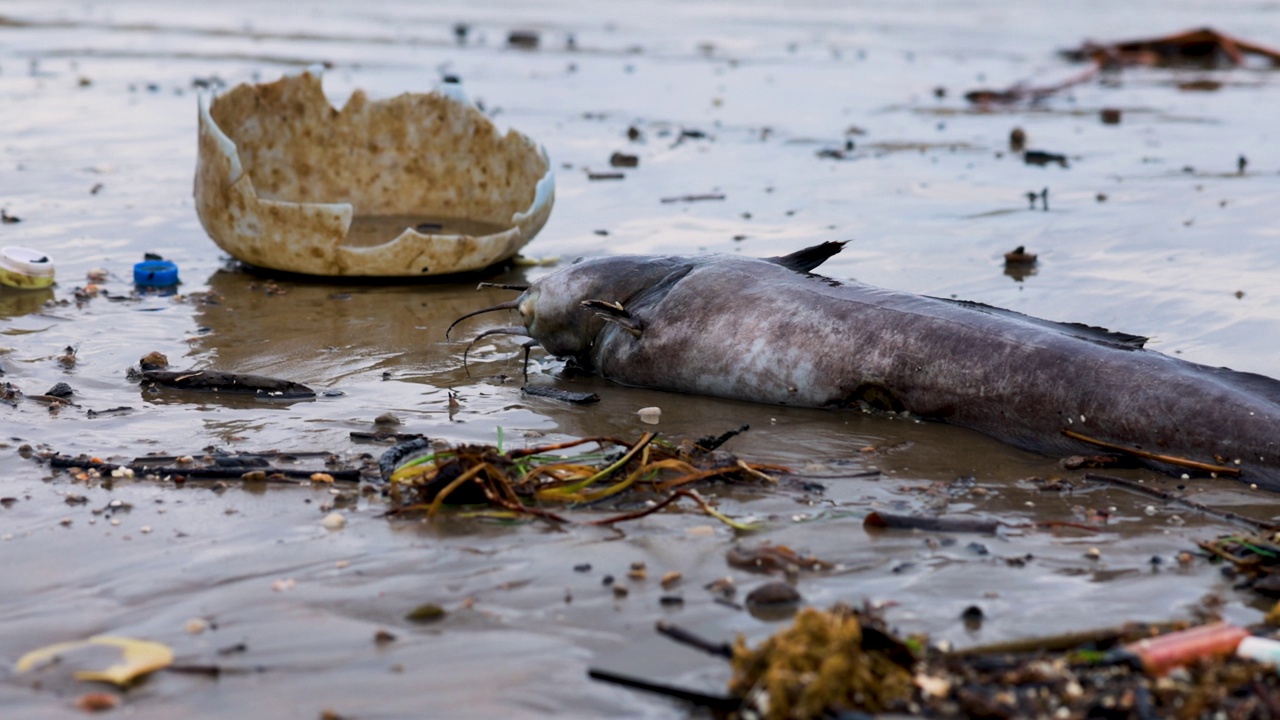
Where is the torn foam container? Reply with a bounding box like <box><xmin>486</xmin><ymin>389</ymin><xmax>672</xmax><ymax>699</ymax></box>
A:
<box><xmin>194</xmin><ymin>70</ymin><xmax>554</xmax><ymax>277</ymax></box>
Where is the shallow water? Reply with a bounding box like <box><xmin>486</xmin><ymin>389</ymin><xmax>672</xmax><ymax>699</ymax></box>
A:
<box><xmin>4</xmin><ymin>1</ymin><xmax>1280</xmax><ymax>717</ymax></box>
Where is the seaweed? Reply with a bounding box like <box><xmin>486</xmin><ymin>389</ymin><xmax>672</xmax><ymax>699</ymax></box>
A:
<box><xmin>382</xmin><ymin>430</ymin><xmax>785</xmax><ymax>529</ymax></box>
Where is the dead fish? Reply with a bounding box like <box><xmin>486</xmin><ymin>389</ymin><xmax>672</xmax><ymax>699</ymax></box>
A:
<box><xmin>451</xmin><ymin>242</ymin><xmax>1280</xmax><ymax>489</ymax></box>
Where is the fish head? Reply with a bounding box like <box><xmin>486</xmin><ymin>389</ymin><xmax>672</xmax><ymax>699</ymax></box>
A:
<box><xmin>517</xmin><ymin>255</ymin><xmax>687</xmax><ymax>361</ymax></box>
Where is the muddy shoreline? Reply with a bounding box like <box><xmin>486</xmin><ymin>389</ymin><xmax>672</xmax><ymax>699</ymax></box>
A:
<box><xmin>4</xmin><ymin>1</ymin><xmax>1280</xmax><ymax>717</ymax></box>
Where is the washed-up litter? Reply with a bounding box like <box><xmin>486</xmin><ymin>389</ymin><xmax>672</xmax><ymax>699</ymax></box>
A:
<box><xmin>968</xmin><ymin>28</ymin><xmax>1280</xmax><ymax>106</ymax></box>
<box><xmin>1063</xmin><ymin>27</ymin><xmax>1280</xmax><ymax>68</ymax></box>
<box><xmin>1200</xmin><ymin>532</ymin><xmax>1280</xmax><ymax>597</ymax></box>
<box><xmin>591</xmin><ymin>606</ymin><xmax>1280</xmax><ymax>719</ymax></box>
<box><xmin>47</xmin><ymin>450</ymin><xmax>363</xmax><ymax>484</ymax></box>
<box><xmin>17</xmin><ymin>635</ymin><xmax>174</xmax><ymax>686</ymax></box>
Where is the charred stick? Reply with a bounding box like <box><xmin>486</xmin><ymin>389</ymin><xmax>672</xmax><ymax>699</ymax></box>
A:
<box><xmin>655</xmin><ymin>621</ymin><xmax>733</xmax><ymax>659</ymax></box>
<box><xmin>1084</xmin><ymin>473</ymin><xmax>1280</xmax><ymax>531</ymax></box>
<box><xmin>586</xmin><ymin>668</ymin><xmax>741</xmax><ymax>712</ymax></box>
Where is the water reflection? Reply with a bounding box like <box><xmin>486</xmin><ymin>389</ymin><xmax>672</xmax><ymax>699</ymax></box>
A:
<box><xmin>0</xmin><ymin>287</ymin><xmax>54</xmax><ymax>318</ymax></box>
<box><xmin>192</xmin><ymin>266</ymin><xmax>531</xmax><ymax>385</ymax></box>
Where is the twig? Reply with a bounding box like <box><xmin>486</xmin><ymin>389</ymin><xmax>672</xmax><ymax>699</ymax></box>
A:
<box><xmin>589</xmin><ymin>489</ymin><xmax>748</xmax><ymax>529</ymax></box>
<box><xmin>660</xmin><ymin>193</ymin><xmax>725</xmax><ymax>204</ymax></box>
<box><xmin>864</xmin><ymin>511</ymin><xmax>1002</xmax><ymax>534</ymax></box>
<box><xmin>586</xmin><ymin>668</ymin><xmax>741</xmax><ymax>712</ymax></box>
<box><xmin>1195</xmin><ymin>539</ymin><xmax>1263</xmax><ymax>568</ymax></box>
<box><xmin>1084</xmin><ymin>473</ymin><xmax>1280</xmax><ymax>532</ymax></box>
<box><xmin>48</xmin><ymin>455</ymin><xmax>360</xmax><ymax>482</ymax></box>
<box><xmin>655</xmin><ymin>621</ymin><xmax>734</xmax><ymax>659</ymax></box>
<box><xmin>1063</xmin><ymin>429</ymin><xmax>1241</xmax><ymax>478</ymax></box>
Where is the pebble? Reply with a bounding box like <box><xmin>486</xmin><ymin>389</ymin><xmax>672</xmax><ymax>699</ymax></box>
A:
<box><xmin>746</xmin><ymin>581</ymin><xmax>801</xmax><ymax>606</ymax></box>
<box><xmin>637</xmin><ymin>406</ymin><xmax>661</xmax><ymax>424</ymax></box>
<box><xmin>321</xmin><ymin>512</ymin><xmax>346</xmax><ymax>530</ymax></box>
<box><xmin>185</xmin><ymin>618</ymin><xmax>209</xmax><ymax>634</ymax></box>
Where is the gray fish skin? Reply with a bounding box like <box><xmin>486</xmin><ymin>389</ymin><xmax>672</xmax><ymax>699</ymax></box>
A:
<box><xmin>511</xmin><ymin>249</ymin><xmax>1280</xmax><ymax>489</ymax></box>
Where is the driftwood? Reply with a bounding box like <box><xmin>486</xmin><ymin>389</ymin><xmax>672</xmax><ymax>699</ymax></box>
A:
<box><xmin>967</xmin><ymin>28</ymin><xmax>1280</xmax><ymax>106</ymax></box>
<box><xmin>140</xmin><ymin>370</ymin><xmax>315</xmax><ymax>399</ymax></box>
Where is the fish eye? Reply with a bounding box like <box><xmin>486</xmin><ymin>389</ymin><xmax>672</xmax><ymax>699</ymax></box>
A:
<box><xmin>517</xmin><ymin>290</ymin><xmax>538</xmax><ymax>322</ymax></box>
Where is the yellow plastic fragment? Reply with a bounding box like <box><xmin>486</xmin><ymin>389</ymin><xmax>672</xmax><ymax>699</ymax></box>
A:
<box><xmin>16</xmin><ymin>635</ymin><xmax>174</xmax><ymax>686</ymax></box>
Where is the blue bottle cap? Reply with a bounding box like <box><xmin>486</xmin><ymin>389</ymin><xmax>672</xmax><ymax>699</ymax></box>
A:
<box><xmin>133</xmin><ymin>260</ymin><xmax>179</xmax><ymax>287</ymax></box>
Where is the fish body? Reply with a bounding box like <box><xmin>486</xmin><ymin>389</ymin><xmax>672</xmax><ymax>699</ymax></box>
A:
<box><xmin>470</xmin><ymin>243</ymin><xmax>1280</xmax><ymax>488</ymax></box>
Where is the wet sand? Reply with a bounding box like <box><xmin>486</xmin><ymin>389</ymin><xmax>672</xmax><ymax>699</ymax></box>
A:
<box><xmin>4</xmin><ymin>1</ymin><xmax>1280</xmax><ymax>717</ymax></box>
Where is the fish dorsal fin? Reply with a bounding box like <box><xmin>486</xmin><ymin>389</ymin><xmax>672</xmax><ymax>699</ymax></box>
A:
<box><xmin>768</xmin><ymin>241</ymin><xmax>849</xmax><ymax>273</ymax></box>
<box><xmin>939</xmin><ymin>298</ymin><xmax>1149</xmax><ymax>350</ymax></box>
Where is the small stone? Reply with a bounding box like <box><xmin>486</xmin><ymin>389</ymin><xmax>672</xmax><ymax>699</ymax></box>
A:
<box><xmin>374</xmin><ymin>412</ymin><xmax>401</xmax><ymax>426</ymax></box>
<box><xmin>1100</xmin><ymin>108</ymin><xmax>1122</xmax><ymax>124</ymax></box>
<box><xmin>637</xmin><ymin>406</ymin><xmax>661</xmax><ymax>425</ymax></box>
<box><xmin>746</xmin><ymin>581</ymin><xmax>801</xmax><ymax>606</ymax></box>
<box><xmin>321</xmin><ymin>512</ymin><xmax>346</xmax><ymax>530</ymax></box>
<box><xmin>272</xmin><ymin>578</ymin><xmax>296</xmax><ymax>592</ymax></box>
<box><xmin>609</xmin><ymin>152</ymin><xmax>639</xmax><ymax>168</ymax></box>
<box><xmin>573</xmin><ymin>563</ymin><xmax>592</xmax><ymax>572</ymax></box>
<box><xmin>660</xmin><ymin>571</ymin><xmax>682</xmax><ymax>589</ymax></box>
<box><xmin>1009</xmin><ymin>127</ymin><xmax>1027</xmax><ymax>152</ymax></box>
<box><xmin>659</xmin><ymin>595</ymin><xmax>684</xmax><ymax>606</ymax></box>
<box><xmin>311</xmin><ymin>473</ymin><xmax>335</xmax><ymax>484</ymax></box>
<box><xmin>139</xmin><ymin>351</ymin><xmax>169</xmax><ymax>370</ymax></box>
<box><xmin>75</xmin><ymin>692</ymin><xmax>122</xmax><ymax>712</ymax></box>
<box><xmin>374</xmin><ymin>629</ymin><xmax>397</xmax><ymax>645</ymax></box>
<box><xmin>705</xmin><ymin>577</ymin><xmax>736</xmax><ymax>598</ymax></box>
<box><xmin>185</xmin><ymin>618</ymin><xmax>209</xmax><ymax>634</ymax></box>
<box><xmin>507</xmin><ymin>29</ymin><xmax>540</xmax><ymax>49</ymax></box>
<box><xmin>1085</xmin><ymin>547</ymin><xmax>1101</xmax><ymax>560</ymax></box>
<box><xmin>612</xmin><ymin>585</ymin><xmax>629</xmax><ymax>598</ymax></box>
<box><xmin>405</xmin><ymin>603</ymin><xmax>446</xmax><ymax>623</ymax></box>
<box><xmin>627</xmin><ymin>561</ymin><xmax>647</xmax><ymax>580</ymax></box>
